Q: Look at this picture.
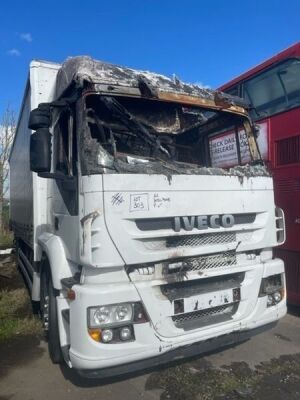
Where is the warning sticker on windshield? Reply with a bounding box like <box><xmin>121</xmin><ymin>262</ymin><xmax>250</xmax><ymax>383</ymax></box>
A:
<box><xmin>209</xmin><ymin>122</ymin><xmax>268</xmax><ymax>168</ymax></box>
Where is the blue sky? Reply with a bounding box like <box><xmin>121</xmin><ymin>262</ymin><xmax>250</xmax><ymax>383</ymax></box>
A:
<box><xmin>1</xmin><ymin>0</ymin><xmax>299</xmax><ymax>117</ymax></box>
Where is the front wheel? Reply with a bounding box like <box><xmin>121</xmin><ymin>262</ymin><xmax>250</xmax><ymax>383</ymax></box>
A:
<box><xmin>40</xmin><ymin>264</ymin><xmax>63</xmax><ymax>364</ymax></box>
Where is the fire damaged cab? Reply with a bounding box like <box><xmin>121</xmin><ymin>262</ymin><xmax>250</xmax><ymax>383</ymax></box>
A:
<box><xmin>22</xmin><ymin>57</ymin><xmax>286</xmax><ymax>376</ymax></box>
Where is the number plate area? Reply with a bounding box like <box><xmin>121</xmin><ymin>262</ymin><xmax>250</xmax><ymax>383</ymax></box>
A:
<box><xmin>173</xmin><ymin>287</ymin><xmax>241</xmax><ymax>315</ymax></box>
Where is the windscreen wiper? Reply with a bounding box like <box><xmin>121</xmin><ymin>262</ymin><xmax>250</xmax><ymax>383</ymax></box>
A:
<box><xmin>99</xmin><ymin>96</ymin><xmax>171</xmax><ymax>158</ymax></box>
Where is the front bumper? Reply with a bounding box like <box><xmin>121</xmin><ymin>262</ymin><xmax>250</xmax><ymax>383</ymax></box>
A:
<box><xmin>68</xmin><ymin>258</ymin><xmax>286</xmax><ymax>375</ymax></box>
<box><xmin>77</xmin><ymin>321</ymin><xmax>277</xmax><ymax>378</ymax></box>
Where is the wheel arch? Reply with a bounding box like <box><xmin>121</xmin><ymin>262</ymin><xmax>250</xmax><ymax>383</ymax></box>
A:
<box><xmin>37</xmin><ymin>232</ymin><xmax>75</xmax><ymax>290</ymax></box>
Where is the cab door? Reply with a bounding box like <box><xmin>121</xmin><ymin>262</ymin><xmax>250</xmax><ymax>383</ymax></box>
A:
<box><xmin>51</xmin><ymin>106</ymin><xmax>79</xmax><ymax>262</ymax></box>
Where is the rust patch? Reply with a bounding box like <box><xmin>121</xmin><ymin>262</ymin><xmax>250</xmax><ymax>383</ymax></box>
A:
<box><xmin>80</xmin><ymin>209</ymin><xmax>101</xmax><ymax>257</ymax></box>
<box><xmin>158</xmin><ymin>91</ymin><xmax>246</xmax><ymax>115</ymax></box>
<box><xmin>80</xmin><ymin>210</ymin><xmax>101</xmax><ymax>227</ymax></box>
<box><xmin>244</xmin><ymin>118</ymin><xmax>261</xmax><ymax>162</ymax></box>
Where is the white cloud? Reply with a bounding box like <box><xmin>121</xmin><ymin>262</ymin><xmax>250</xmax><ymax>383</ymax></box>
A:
<box><xmin>7</xmin><ymin>48</ymin><xmax>21</xmax><ymax>56</ymax></box>
<box><xmin>20</xmin><ymin>32</ymin><xmax>32</xmax><ymax>42</ymax></box>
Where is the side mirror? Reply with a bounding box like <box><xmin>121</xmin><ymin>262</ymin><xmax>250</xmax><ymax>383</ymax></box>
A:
<box><xmin>30</xmin><ymin>128</ymin><xmax>51</xmax><ymax>173</ymax></box>
<box><xmin>28</xmin><ymin>103</ymin><xmax>51</xmax><ymax>130</ymax></box>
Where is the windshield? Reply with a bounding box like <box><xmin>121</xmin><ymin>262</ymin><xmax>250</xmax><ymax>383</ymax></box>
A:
<box><xmin>79</xmin><ymin>94</ymin><xmax>255</xmax><ymax>175</ymax></box>
<box><xmin>243</xmin><ymin>58</ymin><xmax>300</xmax><ymax>118</ymax></box>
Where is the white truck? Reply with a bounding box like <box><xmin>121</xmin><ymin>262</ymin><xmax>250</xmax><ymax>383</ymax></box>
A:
<box><xmin>10</xmin><ymin>57</ymin><xmax>286</xmax><ymax>378</ymax></box>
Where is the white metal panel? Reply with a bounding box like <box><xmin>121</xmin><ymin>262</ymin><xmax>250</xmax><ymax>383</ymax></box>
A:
<box><xmin>10</xmin><ymin>60</ymin><xmax>60</xmax><ymax>258</ymax></box>
<box><xmin>79</xmin><ymin>175</ymin><xmax>125</xmax><ymax>268</ymax></box>
<box><xmin>29</xmin><ymin>61</ymin><xmax>60</xmax><ymax>260</ymax></box>
<box><xmin>101</xmin><ymin>173</ymin><xmax>273</xmax><ymax>192</ymax></box>
<box><xmin>101</xmin><ymin>174</ymin><xmax>277</xmax><ymax>265</ymax></box>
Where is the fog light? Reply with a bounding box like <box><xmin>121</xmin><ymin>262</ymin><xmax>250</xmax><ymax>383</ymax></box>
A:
<box><xmin>267</xmin><ymin>295</ymin><xmax>274</xmax><ymax>307</ymax></box>
<box><xmin>119</xmin><ymin>326</ymin><xmax>132</xmax><ymax>341</ymax></box>
<box><xmin>273</xmin><ymin>291</ymin><xmax>282</xmax><ymax>304</ymax></box>
<box><xmin>102</xmin><ymin>329</ymin><xmax>113</xmax><ymax>343</ymax></box>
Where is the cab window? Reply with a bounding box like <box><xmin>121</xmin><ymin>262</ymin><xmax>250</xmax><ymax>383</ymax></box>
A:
<box><xmin>242</xmin><ymin>58</ymin><xmax>300</xmax><ymax>119</ymax></box>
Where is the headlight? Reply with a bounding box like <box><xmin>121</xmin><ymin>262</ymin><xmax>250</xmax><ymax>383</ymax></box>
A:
<box><xmin>259</xmin><ymin>274</ymin><xmax>285</xmax><ymax>307</ymax></box>
<box><xmin>88</xmin><ymin>303</ymin><xmax>133</xmax><ymax>328</ymax></box>
<box><xmin>116</xmin><ymin>304</ymin><xmax>132</xmax><ymax>322</ymax></box>
<box><xmin>259</xmin><ymin>274</ymin><xmax>283</xmax><ymax>296</ymax></box>
<box><xmin>93</xmin><ymin>306</ymin><xmax>111</xmax><ymax>325</ymax></box>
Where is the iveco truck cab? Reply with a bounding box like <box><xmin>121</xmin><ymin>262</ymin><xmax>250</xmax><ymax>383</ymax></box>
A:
<box><xmin>10</xmin><ymin>57</ymin><xmax>286</xmax><ymax>377</ymax></box>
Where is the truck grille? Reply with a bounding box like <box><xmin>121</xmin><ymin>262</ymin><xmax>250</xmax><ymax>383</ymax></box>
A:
<box><xmin>166</xmin><ymin>232</ymin><xmax>236</xmax><ymax>248</ymax></box>
<box><xmin>142</xmin><ymin>232</ymin><xmax>237</xmax><ymax>251</ymax></box>
<box><xmin>168</xmin><ymin>251</ymin><xmax>236</xmax><ymax>273</ymax></box>
<box><xmin>172</xmin><ymin>302</ymin><xmax>238</xmax><ymax>330</ymax></box>
<box><xmin>162</xmin><ymin>273</ymin><xmax>244</xmax><ymax>301</ymax></box>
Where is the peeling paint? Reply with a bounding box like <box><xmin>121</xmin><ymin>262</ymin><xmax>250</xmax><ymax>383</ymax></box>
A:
<box><xmin>80</xmin><ymin>209</ymin><xmax>101</xmax><ymax>258</ymax></box>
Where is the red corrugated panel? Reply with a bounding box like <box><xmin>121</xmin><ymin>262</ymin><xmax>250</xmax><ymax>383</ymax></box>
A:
<box><xmin>275</xmin><ymin>248</ymin><xmax>300</xmax><ymax>305</ymax></box>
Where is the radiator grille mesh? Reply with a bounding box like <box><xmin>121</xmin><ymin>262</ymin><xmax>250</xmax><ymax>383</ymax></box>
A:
<box><xmin>166</xmin><ymin>232</ymin><xmax>236</xmax><ymax>248</ymax></box>
<box><xmin>178</xmin><ymin>251</ymin><xmax>236</xmax><ymax>272</ymax></box>
<box><xmin>172</xmin><ymin>303</ymin><xmax>237</xmax><ymax>328</ymax></box>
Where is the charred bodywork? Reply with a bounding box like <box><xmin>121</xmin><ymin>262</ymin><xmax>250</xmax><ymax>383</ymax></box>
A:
<box><xmin>43</xmin><ymin>56</ymin><xmax>265</xmax><ymax>177</ymax></box>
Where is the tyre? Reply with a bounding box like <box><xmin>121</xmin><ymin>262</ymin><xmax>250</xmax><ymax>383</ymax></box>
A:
<box><xmin>40</xmin><ymin>263</ymin><xmax>63</xmax><ymax>364</ymax></box>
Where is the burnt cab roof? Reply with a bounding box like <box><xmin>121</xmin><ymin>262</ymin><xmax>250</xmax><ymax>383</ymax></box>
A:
<box><xmin>56</xmin><ymin>56</ymin><xmax>249</xmax><ymax>115</ymax></box>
